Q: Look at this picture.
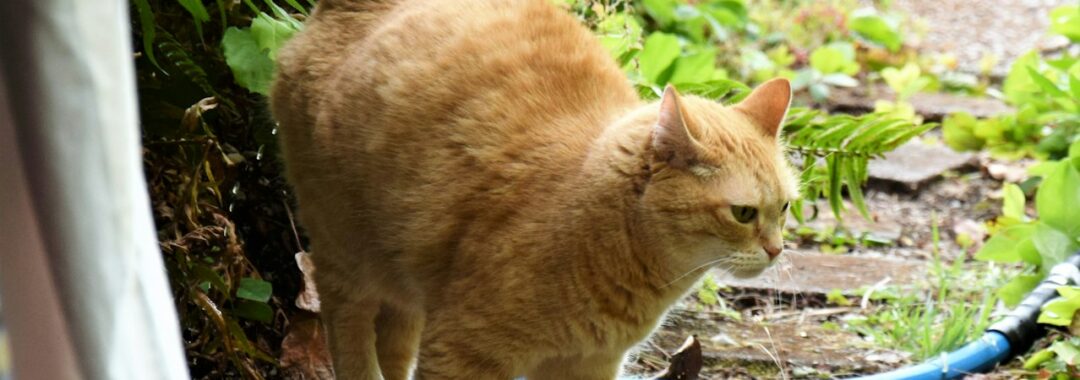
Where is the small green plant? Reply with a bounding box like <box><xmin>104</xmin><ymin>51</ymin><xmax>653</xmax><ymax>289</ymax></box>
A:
<box><xmin>1022</xmin><ymin>286</ymin><xmax>1080</xmax><ymax>377</ymax></box>
<box><xmin>847</xmin><ymin>253</ymin><xmax>998</xmax><ymax>361</ymax></box>
<box><xmin>943</xmin><ymin>5</ymin><xmax>1080</xmax><ymax>160</ymax></box>
<box><xmin>974</xmin><ymin>141</ymin><xmax>1080</xmax><ymax>306</ymax></box>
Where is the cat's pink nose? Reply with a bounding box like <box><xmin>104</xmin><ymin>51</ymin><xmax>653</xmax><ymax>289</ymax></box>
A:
<box><xmin>764</xmin><ymin>245</ymin><xmax>782</xmax><ymax>259</ymax></box>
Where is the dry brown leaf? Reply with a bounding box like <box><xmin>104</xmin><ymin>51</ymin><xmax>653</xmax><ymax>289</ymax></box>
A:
<box><xmin>651</xmin><ymin>335</ymin><xmax>702</xmax><ymax>380</ymax></box>
<box><xmin>295</xmin><ymin>251</ymin><xmax>321</xmax><ymax>313</ymax></box>
<box><xmin>280</xmin><ymin>315</ymin><xmax>335</xmax><ymax>380</ymax></box>
<box><xmin>180</xmin><ymin>97</ymin><xmax>218</xmax><ymax>132</ymax></box>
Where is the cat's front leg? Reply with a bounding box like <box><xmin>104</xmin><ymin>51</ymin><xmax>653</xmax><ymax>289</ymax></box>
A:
<box><xmin>525</xmin><ymin>352</ymin><xmax>625</xmax><ymax>380</ymax></box>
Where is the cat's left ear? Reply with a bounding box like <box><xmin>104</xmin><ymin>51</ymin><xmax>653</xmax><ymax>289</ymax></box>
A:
<box><xmin>733</xmin><ymin>78</ymin><xmax>791</xmax><ymax>138</ymax></box>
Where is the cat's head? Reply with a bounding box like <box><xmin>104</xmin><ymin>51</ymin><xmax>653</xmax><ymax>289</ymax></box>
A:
<box><xmin>640</xmin><ymin>79</ymin><xmax>799</xmax><ymax>279</ymax></box>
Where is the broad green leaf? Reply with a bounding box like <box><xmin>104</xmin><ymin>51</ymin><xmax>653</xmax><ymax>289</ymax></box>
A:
<box><xmin>1033</xmin><ymin>222</ymin><xmax>1077</xmax><ymax>267</ymax></box>
<box><xmin>999</xmin><ymin>274</ymin><xmax>1041</xmax><ymax>307</ymax></box>
<box><xmin>237</xmin><ymin>277</ymin><xmax>272</xmax><ymax>302</ymax></box>
<box><xmin>251</xmin><ymin>13</ymin><xmax>300</xmax><ymax>60</ymax></box>
<box><xmin>641</xmin><ymin>0</ymin><xmax>677</xmax><ymax>28</ymax></box>
<box><xmin>1026</xmin><ymin>66</ymin><xmax>1068</xmax><ymax>98</ymax></box>
<box><xmin>668</xmin><ymin>49</ymin><xmax>716</xmax><ymax>84</ymax></box>
<box><xmin>1036</xmin><ymin>161</ymin><xmax>1080</xmax><ymax>237</ymax></box>
<box><xmin>976</xmin><ymin>223</ymin><xmax>1038</xmax><ymax>264</ymax></box>
<box><xmin>1049</xmin><ymin>4</ymin><xmax>1080</xmax><ymax>42</ymax></box>
<box><xmin>639</xmin><ymin>33</ymin><xmax>681</xmax><ymax>85</ymax></box>
<box><xmin>1040</xmin><ymin>286</ymin><xmax>1080</xmax><ymax>326</ymax></box>
<box><xmin>810</xmin><ymin>43</ymin><xmax>859</xmax><ymax>75</ymax></box>
<box><xmin>1070</xmin><ymin>74</ymin><xmax>1080</xmax><ymax>101</ymax></box>
<box><xmin>222</xmin><ymin>27</ymin><xmax>275</xmax><ymax>95</ymax></box>
<box><xmin>1049</xmin><ymin>340</ymin><xmax>1080</xmax><ymax>365</ymax></box>
<box><xmin>1002</xmin><ymin>183</ymin><xmax>1026</xmax><ymax>220</ymax></box>
<box><xmin>881</xmin><ymin>63</ymin><xmax>927</xmax><ymax>100</ymax></box>
<box><xmin>1003</xmin><ymin>52</ymin><xmax>1041</xmax><ymax>105</ymax></box>
<box><xmin>942</xmin><ymin>112</ymin><xmax>983</xmax><ymax>151</ymax></box>
<box><xmin>233</xmin><ymin>300</ymin><xmax>274</xmax><ymax>323</ymax></box>
<box><xmin>849</xmin><ymin>12</ymin><xmax>903</xmax><ymax>51</ymax></box>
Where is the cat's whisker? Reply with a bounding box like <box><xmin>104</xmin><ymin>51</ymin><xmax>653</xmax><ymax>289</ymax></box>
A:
<box><xmin>660</xmin><ymin>257</ymin><xmax>733</xmax><ymax>289</ymax></box>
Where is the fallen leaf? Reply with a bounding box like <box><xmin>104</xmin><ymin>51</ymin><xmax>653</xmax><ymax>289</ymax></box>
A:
<box><xmin>180</xmin><ymin>97</ymin><xmax>218</xmax><ymax>132</ymax></box>
<box><xmin>280</xmin><ymin>315</ymin><xmax>334</xmax><ymax>380</ymax></box>
<box><xmin>651</xmin><ymin>335</ymin><xmax>702</xmax><ymax>380</ymax></box>
<box><xmin>295</xmin><ymin>251</ymin><xmax>321</xmax><ymax>313</ymax></box>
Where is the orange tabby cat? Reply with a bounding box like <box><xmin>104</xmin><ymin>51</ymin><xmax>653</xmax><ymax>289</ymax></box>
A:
<box><xmin>270</xmin><ymin>0</ymin><xmax>799</xmax><ymax>378</ymax></box>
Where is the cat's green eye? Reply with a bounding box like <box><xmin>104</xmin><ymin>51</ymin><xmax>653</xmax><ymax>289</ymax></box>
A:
<box><xmin>731</xmin><ymin>205</ymin><xmax>757</xmax><ymax>224</ymax></box>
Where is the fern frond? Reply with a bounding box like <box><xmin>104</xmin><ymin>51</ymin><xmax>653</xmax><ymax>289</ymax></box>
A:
<box><xmin>783</xmin><ymin>107</ymin><xmax>935</xmax><ymax>222</ymax></box>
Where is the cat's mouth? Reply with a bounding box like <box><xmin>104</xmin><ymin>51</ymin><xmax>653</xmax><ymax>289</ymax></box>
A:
<box><xmin>724</xmin><ymin>251</ymin><xmax>773</xmax><ymax>278</ymax></box>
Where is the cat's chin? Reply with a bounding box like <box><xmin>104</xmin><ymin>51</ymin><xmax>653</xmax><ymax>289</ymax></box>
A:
<box><xmin>728</xmin><ymin>266</ymin><xmax>768</xmax><ymax>279</ymax></box>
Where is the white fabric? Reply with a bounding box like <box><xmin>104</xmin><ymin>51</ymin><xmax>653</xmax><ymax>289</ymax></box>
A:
<box><xmin>0</xmin><ymin>0</ymin><xmax>190</xmax><ymax>378</ymax></box>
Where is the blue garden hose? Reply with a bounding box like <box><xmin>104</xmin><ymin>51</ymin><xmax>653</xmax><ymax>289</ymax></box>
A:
<box><xmin>854</xmin><ymin>252</ymin><xmax>1080</xmax><ymax>379</ymax></box>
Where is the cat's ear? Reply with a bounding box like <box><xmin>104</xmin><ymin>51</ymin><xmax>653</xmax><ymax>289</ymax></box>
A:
<box><xmin>733</xmin><ymin>78</ymin><xmax>791</xmax><ymax>138</ymax></box>
<box><xmin>653</xmin><ymin>85</ymin><xmax>699</xmax><ymax>168</ymax></box>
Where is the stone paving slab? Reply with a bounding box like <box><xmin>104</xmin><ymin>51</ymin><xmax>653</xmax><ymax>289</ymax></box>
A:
<box><xmin>867</xmin><ymin>140</ymin><xmax>976</xmax><ymax>189</ymax></box>
<box><xmin>715</xmin><ymin>250</ymin><xmax>925</xmax><ymax>296</ymax></box>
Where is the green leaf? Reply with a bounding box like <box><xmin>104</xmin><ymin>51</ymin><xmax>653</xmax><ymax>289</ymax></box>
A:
<box><xmin>132</xmin><ymin>0</ymin><xmax>165</xmax><ymax>73</ymax></box>
<box><xmin>1036</xmin><ymin>161</ymin><xmax>1080</xmax><ymax>237</ymax></box>
<box><xmin>1049</xmin><ymin>4</ymin><xmax>1080</xmax><ymax>42</ymax></box>
<box><xmin>942</xmin><ymin>112</ymin><xmax>983</xmax><ymax>151</ymax></box>
<box><xmin>827</xmin><ymin>289</ymin><xmax>852</xmax><ymax>306</ymax></box>
<box><xmin>1003</xmin><ymin>52</ymin><xmax>1041</xmax><ymax>105</ymax></box>
<box><xmin>1049</xmin><ymin>340</ymin><xmax>1080</xmax><ymax>365</ymax></box>
<box><xmin>251</xmin><ymin>13</ymin><xmax>300</xmax><ymax>60</ymax></box>
<box><xmin>178</xmin><ymin>0</ymin><xmax>211</xmax><ymax>37</ymax></box>
<box><xmin>810</xmin><ymin>43</ymin><xmax>859</xmax><ymax>75</ymax></box>
<box><xmin>848</xmin><ymin>12</ymin><xmax>903</xmax><ymax>51</ymax></box>
<box><xmin>1040</xmin><ymin>286</ymin><xmax>1080</xmax><ymax>326</ymax></box>
<box><xmin>668</xmin><ymin>49</ymin><xmax>716</xmax><ymax>84</ymax></box>
<box><xmin>233</xmin><ymin>300</ymin><xmax>274</xmax><ymax>323</ymax></box>
<box><xmin>1033</xmin><ymin>222</ymin><xmax>1077</xmax><ymax>268</ymax></box>
<box><xmin>192</xmin><ymin>263</ymin><xmax>228</xmax><ymax>296</ymax></box>
<box><xmin>826</xmin><ymin>155</ymin><xmax>843</xmax><ymax>220</ymax></box>
<box><xmin>999</xmin><ymin>274</ymin><xmax>1042</xmax><ymax>307</ymax></box>
<box><xmin>222</xmin><ymin>27</ymin><xmax>275</xmax><ymax>95</ymax></box>
<box><xmin>642</xmin><ymin>0</ymin><xmax>677</xmax><ymax>28</ymax></box>
<box><xmin>1070</xmin><ymin>74</ymin><xmax>1080</xmax><ymax>101</ymax></box>
<box><xmin>639</xmin><ymin>33</ymin><xmax>681</xmax><ymax>85</ymax></box>
<box><xmin>1026</xmin><ymin>66</ymin><xmax>1068</xmax><ymax>98</ymax></box>
<box><xmin>844</xmin><ymin>157</ymin><xmax>870</xmax><ymax>219</ymax></box>
<box><xmin>1002</xmin><ymin>183</ymin><xmax>1026</xmax><ymax>220</ymax></box>
<box><xmin>975</xmin><ymin>224</ymin><xmax>1038</xmax><ymax>264</ymax></box>
<box><xmin>237</xmin><ymin>277</ymin><xmax>272</xmax><ymax>302</ymax></box>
